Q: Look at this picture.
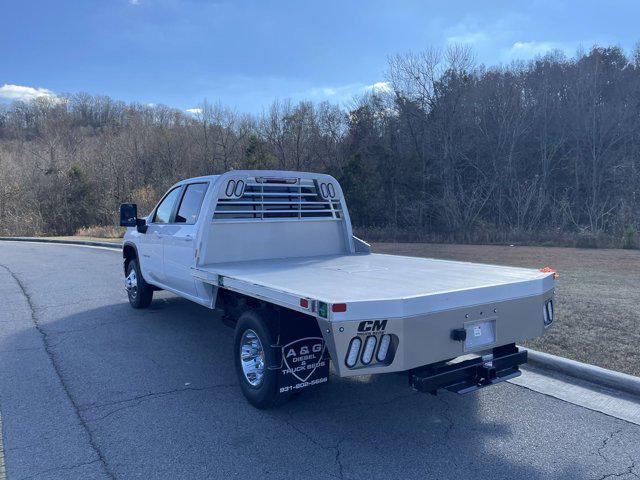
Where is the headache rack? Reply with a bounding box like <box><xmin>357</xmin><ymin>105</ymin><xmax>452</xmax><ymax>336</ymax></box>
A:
<box><xmin>213</xmin><ymin>176</ymin><xmax>342</xmax><ymax>221</ymax></box>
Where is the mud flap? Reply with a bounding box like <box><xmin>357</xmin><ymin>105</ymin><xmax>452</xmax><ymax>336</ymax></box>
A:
<box><xmin>268</xmin><ymin>310</ymin><xmax>330</xmax><ymax>395</ymax></box>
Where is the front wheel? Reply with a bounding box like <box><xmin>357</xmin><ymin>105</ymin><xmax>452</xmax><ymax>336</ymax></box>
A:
<box><xmin>125</xmin><ymin>259</ymin><xmax>153</xmax><ymax>309</ymax></box>
<box><xmin>234</xmin><ymin>309</ymin><xmax>289</xmax><ymax>409</ymax></box>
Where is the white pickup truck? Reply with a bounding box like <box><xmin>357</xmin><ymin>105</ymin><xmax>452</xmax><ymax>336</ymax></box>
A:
<box><xmin>120</xmin><ymin>170</ymin><xmax>556</xmax><ymax>408</ymax></box>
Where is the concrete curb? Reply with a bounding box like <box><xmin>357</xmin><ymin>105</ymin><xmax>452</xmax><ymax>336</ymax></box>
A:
<box><xmin>0</xmin><ymin>237</ymin><xmax>122</xmax><ymax>250</ymax></box>
<box><xmin>525</xmin><ymin>347</ymin><xmax>640</xmax><ymax>397</ymax></box>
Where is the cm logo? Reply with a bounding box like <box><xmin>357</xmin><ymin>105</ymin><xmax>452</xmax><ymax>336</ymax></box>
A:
<box><xmin>357</xmin><ymin>320</ymin><xmax>387</xmax><ymax>333</ymax></box>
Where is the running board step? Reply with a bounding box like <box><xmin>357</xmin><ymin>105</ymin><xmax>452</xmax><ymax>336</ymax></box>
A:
<box><xmin>409</xmin><ymin>346</ymin><xmax>527</xmax><ymax>395</ymax></box>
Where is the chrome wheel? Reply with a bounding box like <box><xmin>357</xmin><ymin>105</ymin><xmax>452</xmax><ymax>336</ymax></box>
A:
<box><xmin>240</xmin><ymin>329</ymin><xmax>266</xmax><ymax>387</ymax></box>
<box><xmin>125</xmin><ymin>268</ymin><xmax>138</xmax><ymax>299</ymax></box>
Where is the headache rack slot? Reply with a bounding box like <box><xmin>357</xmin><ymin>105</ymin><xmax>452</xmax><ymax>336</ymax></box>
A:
<box><xmin>409</xmin><ymin>344</ymin><xmax>527</xmax><ymax>395</ymax></box>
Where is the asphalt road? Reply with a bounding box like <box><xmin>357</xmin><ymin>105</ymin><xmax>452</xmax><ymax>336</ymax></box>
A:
<box><xmin>0</xmin><ymin>242</ymin><xmax>638</xmax><ymax>480</ymax></box>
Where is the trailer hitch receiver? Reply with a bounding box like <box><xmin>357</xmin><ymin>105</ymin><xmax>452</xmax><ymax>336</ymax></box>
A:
<box><xmin>409</xmin><ymin>344</ymin><xmax>526</xmax><ymax>395</ymax></box>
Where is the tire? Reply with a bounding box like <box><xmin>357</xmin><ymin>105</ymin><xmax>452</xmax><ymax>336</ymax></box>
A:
<box><xmin>125</xmin><ymin>258</ymin><xmax>153</xmax><ymax>309</ymax></box>
<box><xmin>234</xmin><ymin>309</ymin><xmax>289</xmax><ymax>409</ymax></box>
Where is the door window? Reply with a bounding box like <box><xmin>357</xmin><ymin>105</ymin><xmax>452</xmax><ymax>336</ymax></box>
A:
<box><xmin>175</xmin><ymin>183</ymin><xmax>208</xmax><ymax>224</ymax></box>
<box><xmin>153</xmin><ymin>187</ymin><xmax>182</xmax><ymax>224</ymax></box>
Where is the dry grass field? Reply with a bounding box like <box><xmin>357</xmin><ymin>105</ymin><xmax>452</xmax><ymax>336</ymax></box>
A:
<box><xmin>373</xmin><ymin>242</ymin><xmax>640</xmax><ymax>377</ymax></box>
<box><xmin>48</xmin><ymin>236</ymin><xmax>122</xmax><ymax>243</ymax></box>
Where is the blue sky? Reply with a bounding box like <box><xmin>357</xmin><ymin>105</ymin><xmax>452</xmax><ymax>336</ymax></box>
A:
<box><xmin>1</xmin><ymin>0</ymin><xmax>639</xmax><ymax>114</ymax></box>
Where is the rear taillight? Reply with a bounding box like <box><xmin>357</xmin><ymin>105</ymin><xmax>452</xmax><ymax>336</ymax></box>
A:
<box><xmin>345</xmin><ymin>338</ymin><xmax>361</xmax><ymax>368</ymax></box>
<box><xmin>377</xmin><ymin>334</ymin><xmax>391</xmax><ymax>362</ymax></box>
<box><xmin>332</xmin><ymin>303</ymin><xmax>347</xmax><ymax>313</ymax></box>
<box><xmin>361</xmin><ymin>336</ymin><xmax>377</xmax><ymax>364</ymax></box>
<box><xmin>543</xmin><ymin>299</ymin><xmax>554</xmax><ymax>327</ymax></box>
<box><xmin>345</xmin><ymin>334</ymin><xmax>396</xmax><ymax>368</ymax></box>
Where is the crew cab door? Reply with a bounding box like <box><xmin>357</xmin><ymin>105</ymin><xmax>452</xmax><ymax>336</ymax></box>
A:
<box><xmin>162</xmin><ymin>182</ymin><xmax>209</xmax><ymax>297</ymax></box>
<box><xmin>142</xmin><ymin>186</ymin><xmax>183</xmax><ymax>284</ymax></box>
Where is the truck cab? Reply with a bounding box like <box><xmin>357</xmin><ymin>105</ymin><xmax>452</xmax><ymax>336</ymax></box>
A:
<box><xmin>122</xmin><ymin>176</ymin><xmax>218</xmax><ymax>306</ymax></box>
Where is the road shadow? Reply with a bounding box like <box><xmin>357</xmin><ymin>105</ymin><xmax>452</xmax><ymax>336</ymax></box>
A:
<box><xmin>6</xmin><ymin>293</ymin><xmax>592</xmax><ymax>480</ymax></box>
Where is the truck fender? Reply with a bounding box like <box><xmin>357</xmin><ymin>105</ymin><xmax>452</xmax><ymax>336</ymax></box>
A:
<box><xmin>122</xmin><ymin>242</ymin><xmax>139</xmax><ymax>274</ymax></box>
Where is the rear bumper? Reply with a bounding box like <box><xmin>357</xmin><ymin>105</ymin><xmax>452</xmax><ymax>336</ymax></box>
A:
<box><xmin>409</xmin><ymin>344</ymin><xmax>526</xmax><ymax>394</ymax></box>
<box><xmin>317</xmin><ymin>290</ymin><xmax>553</xmax><ymax>377</ymax></box>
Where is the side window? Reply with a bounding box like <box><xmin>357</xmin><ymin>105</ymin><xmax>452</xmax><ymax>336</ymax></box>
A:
<box><xmin>153</xmin><ymin>187</ymin><xmax>182</xmax><ymax>224</ymax></box>
<box><xmin>175</xmin><ymin>183</ymin><xmax>208</xmax><ymax>224</ymax></box>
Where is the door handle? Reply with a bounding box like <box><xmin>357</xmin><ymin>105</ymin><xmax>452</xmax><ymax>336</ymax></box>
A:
<box><xmin>184</xmin><ymin>235</ymin><xmax>193</xmax><ymax>242</ymax></box>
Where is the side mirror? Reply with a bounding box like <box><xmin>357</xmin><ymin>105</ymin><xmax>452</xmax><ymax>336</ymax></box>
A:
<box><xmin>120</xmin><ymin>203</ymin><xmax>138</xmax><ymax>227</ymax></box>
<box><xmin>120</xmin><ymin>203</ymin><xmax>148</xmax><ymax>233</ymax></box>
<box><xmin>136</xmin><ymin>218</ymin><xmax>148</xmax><ymax>234</ymax></box>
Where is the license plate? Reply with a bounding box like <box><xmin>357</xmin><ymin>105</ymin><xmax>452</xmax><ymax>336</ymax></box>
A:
<box><xmin>464</xmin><ymin>320</ymin><xmax>496</xmax><ymax>351</ymax></box>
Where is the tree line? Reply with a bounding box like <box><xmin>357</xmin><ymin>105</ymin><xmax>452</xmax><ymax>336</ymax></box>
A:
<box><xmin>1</xmin><ymin>44</ymin><xmax>639</xmax><ymax>247</ymax></box>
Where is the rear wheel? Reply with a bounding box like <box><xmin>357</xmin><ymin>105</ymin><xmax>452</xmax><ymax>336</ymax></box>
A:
<box><xmin>234</xmin><ymin>309</ymin><xmax>289</xmax><ymax>409</ymax></box>
<box><xmin>125</xmin><ymin>259</ymin><xmax>153</xmax><ymax>309</ymax></box>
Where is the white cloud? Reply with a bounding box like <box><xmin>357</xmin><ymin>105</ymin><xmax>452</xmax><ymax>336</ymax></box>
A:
<box><xmin>506</xmin><ymin>41</ymin><xmax>575</xmax><ymax>60</ymax></box>
<box><xmin>365</xmin><ymin>81</ymin><xmax>392</xmax><ymax>94</ymax></box>
<box><xmin>0</xmin><ymin>84</ymin><xmax>57</xmax><ymax>102</ymax></box>
<box><xmin>306</xmin><ymin>83</ymin><xmax>357</xmax><ymax>97</ymax></box>
<box><xmin>301</xmin><ymin>82</ymin><xmax>367</xmax><ymax>103</ymax></box>
<box><xmin>192</xmin><ymin>75</ymin><xmax>394</xmax><ymax>113</ymax></box>
<box><xmin>441</xmin><ymin>15</ymin><xmax>574</xmax><ymax>66</ymax></box>
<box><xmin>443</xmin><ymin>18</ymin><xmax>494</xmax><ymax>46</ymax></box>
<box><xmin>186</xmin><ymin>108</ymin><xmax>202</xmax><ymax>115</ymax></box>
<box><xmin>446</xmin><ymin>31</ymin><xmax>488</xmax><ymax>45</ymax></box>
<box><xmin>510</xmin><ymin>41</ymin><xmax>556</xmax><ymax>55</ymax></box>
<box><xmin>300</xmin><ymin>81</ymin><xmax>391</xmax><ymax>103</ymax></box>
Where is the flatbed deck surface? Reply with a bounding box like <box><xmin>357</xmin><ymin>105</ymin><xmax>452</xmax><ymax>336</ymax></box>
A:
<box><xmin>194</xmin><ymin>253</ymin><xmax>549</xmax><ymax>304</ymax></box>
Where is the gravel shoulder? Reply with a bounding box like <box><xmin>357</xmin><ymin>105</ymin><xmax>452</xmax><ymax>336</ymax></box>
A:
<box><xmin>44</xmin><ymin>236</ymin><xmax>122</xmax><ymax>244</ymax></box>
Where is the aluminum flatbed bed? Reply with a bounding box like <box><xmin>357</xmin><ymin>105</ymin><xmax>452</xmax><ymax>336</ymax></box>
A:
<box><xmin>192</xmin><ymin>253</ymin><xmax>552</xmax><ymax>321</ymax></box>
